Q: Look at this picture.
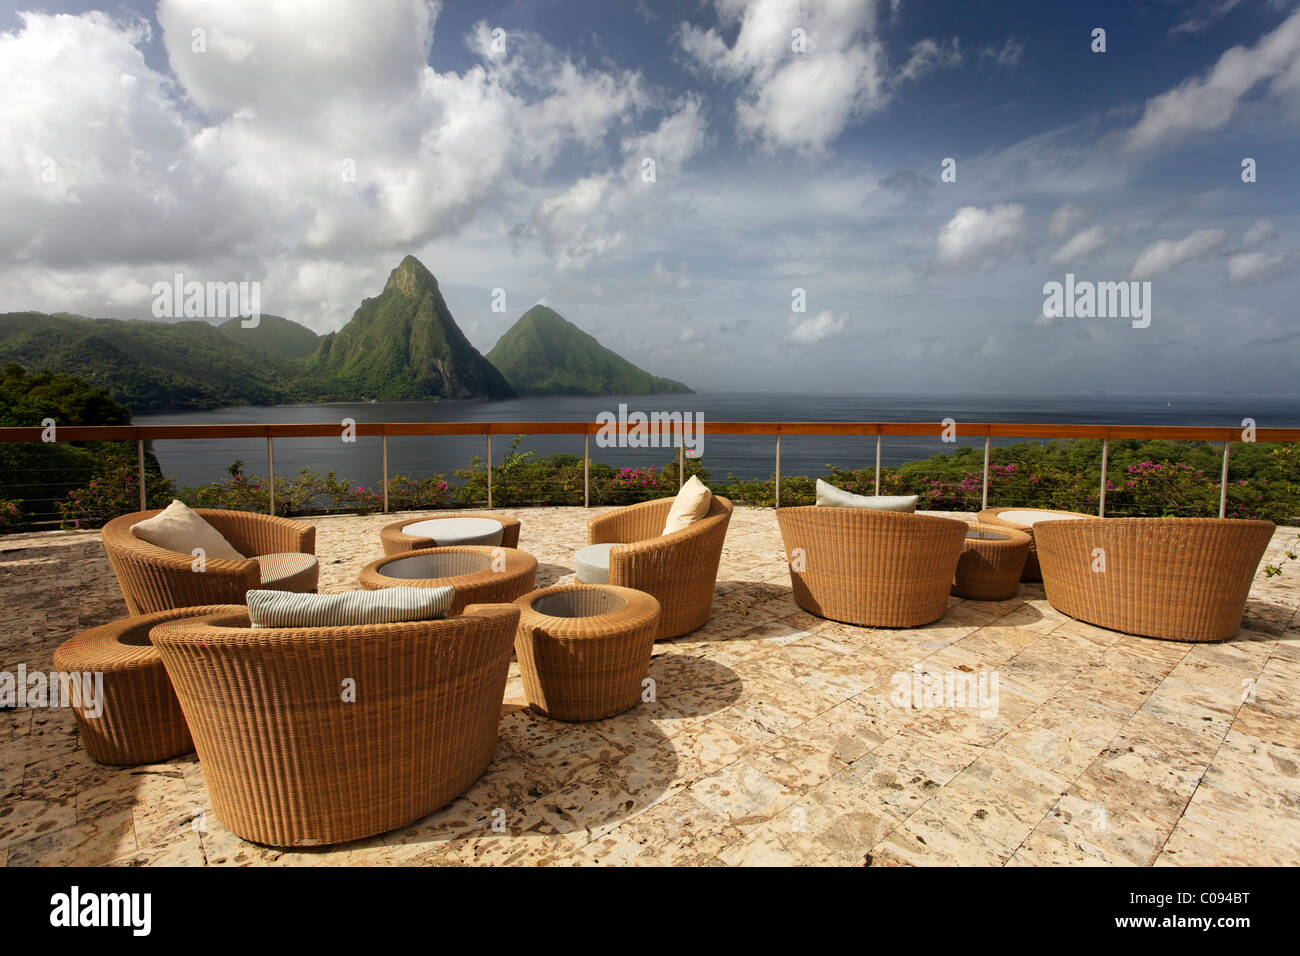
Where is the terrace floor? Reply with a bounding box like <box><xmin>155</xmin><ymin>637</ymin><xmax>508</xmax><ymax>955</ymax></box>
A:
<box><xmin>2</xmin><ymin>506</ymin><xmax>1299</xmax><ymax>867</ymax></box>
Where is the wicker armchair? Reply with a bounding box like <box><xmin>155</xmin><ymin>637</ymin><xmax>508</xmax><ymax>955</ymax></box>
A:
<box><xmin>150</xmin><ymin>603</ymin><xmax>521</xmax><ymax>848</ymax></box>
<box><xmin>1034</xmin><ymin>517</ymin><xmax>1275</xmax><ymax>642</ymax></box>
<box><xmin>586</xmin><ymin>495</ymin><xmax>733</xmax><ymax>640</ymax></box>
<box><xmin>776</xmin><ymin>507</ymin><xmax>969</xmax><ymax>627</ymax></box>
<box><xmin>101</xmin><ymin>509</ymin><xmax>316</xmax><ymax>615</ymax></box>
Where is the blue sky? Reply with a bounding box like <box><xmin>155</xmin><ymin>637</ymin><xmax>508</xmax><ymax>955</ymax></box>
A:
<box><xmin>1</xmin><ymin>0</ymin><xmax>1297</xmax><ymax>394</ymax></box>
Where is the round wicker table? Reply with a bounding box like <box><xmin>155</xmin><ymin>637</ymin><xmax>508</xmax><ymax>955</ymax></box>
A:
<box><xmin>51</xmin><ymin>606</ymin><xmax>233</xmax><ymax>765</ymax></box>
<box><xmin>952</xmin><ymin>523</ymin><xmax>1032</xmax><ymax>600</ymax></box>
<box><xmin>974</xmin><ymin>507</ymin><xmax>1092</xmax><ymax>581</ymax></box>
<box><xmin>380</xmin><ymin>514</ymin><xmax>521</xmax><ymax>556</ymax></box>
<box><xmin>513</xmin><ymin>584</ymin><xmax>661</xmax><ymax>721</ymax></box>
<box><xmin>358</xmin><ymin>545</ymin><xmax>537</xmax><ymax>614</ymax></box>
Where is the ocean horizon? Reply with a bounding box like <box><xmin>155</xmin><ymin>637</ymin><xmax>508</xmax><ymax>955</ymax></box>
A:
<box><xmin>135</xmin><ymin>391</ymin><xmax>1300</xmax><ymax>489</ymax></box>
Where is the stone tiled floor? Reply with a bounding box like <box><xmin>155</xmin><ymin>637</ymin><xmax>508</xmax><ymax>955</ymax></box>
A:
<box><xmin>2</xmin><ymin>506</ymin><xmax>1298</xmax><ymax>866</ymax></box>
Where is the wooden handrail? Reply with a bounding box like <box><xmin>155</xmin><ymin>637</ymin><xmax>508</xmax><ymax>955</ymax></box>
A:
<box><xmin>1</xmin><ymin>421</ymin><xmax>1297</xmax><ymax>442</ymax></box>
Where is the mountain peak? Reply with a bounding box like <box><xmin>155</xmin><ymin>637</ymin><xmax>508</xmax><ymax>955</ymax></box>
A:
<box><xmin>487</xmin><ymin>304</ymin><xmax>691</xmax><ymax>396</ymax></box>
<box><xmin>384</xmin><ymin>255</ymin><xmax>438</xmax><ymax>298</ymax></box>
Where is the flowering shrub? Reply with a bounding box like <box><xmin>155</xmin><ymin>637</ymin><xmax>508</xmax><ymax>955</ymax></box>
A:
<box><xmin>12</xmin><ymin>438</ymin><xmax>1294</xmax><ymax>534</ymax></box>
<box><xmin>57</xmin><ymin>454</ymin><xmax>171</xmax><ymax>529</ymax></box>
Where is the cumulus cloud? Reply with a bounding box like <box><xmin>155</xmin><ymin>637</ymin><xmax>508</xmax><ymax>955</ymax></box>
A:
<box><xmin>678</xmin><ymin>0</ymin><xmax>956</xmax><ymax>155</ymax></box>
<box><xmin>787</xmin><ymin>308</ymin><xmax>846</xmax><ymax>345</ymax></box>
<box><xmin>1129</xmin><ymin>228</ymin><xmax>1227</xmax><ymax>278</ymax></box>
<box><xmin>1227</xmin><ymin>249</ymin><xmax>1292</xmax><ymax>284</ymax></box>
<box><xmin>1125</xmin><ymin>8</ymin><xmax>1300</xmax><ymax>151</ymax></box>
<box><xmin>935</xmin><ymin>204</ymin><xmax>1028</xmax><ymax>269</ymax></box>
<box><xmin>1051</xmin><ymin>225</ymin><xmax>1108</xmax><ymax>264</ymax></box>
<box><xmin>0</xmin><ymin>1</ymin><xmax>673</xmax><ymax>326</ymax></box>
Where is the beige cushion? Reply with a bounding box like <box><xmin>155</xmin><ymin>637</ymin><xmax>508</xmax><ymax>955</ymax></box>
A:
<box><xmin>131</xmin><ymin>499</ymin><xmax>244</xmax><ymax>560</ymax></box>
<box><xmin>663</xmin><ymin>475</ymin><xmax>712</xmax><ymax>534</ymax></box>
<box><xmin>815</xmin><ymin>479</ymin><xmax>918</xmax><ymax>512</ymax></box>
<box><xmin>246</xmin><ymin>586</ymin><xmax>455</xmax><ymax>628</ymax></box>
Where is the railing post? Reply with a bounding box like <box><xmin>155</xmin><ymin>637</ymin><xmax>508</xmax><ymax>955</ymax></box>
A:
<box><xmin>1220</xmin><ymin>441</ymin><xmax>1231</xmax><ymax>518</ymax></box>
<box><xmin>981</xmin><ymin>435</ymin><xmax>990</xmax><ymax>511</ymax></box>
<box><xmin>775</xmin><ymin>433</ymin><xmax>781</xmax><ymax>508</ymax></box>
<box><xmin>678</xmin><ymin>441</ymin><xmax>684</xmax><ymax>490</ymax></box>
<box><xmin>381</xmin><ymin>434</ymin><xmax>389</xmax><ymax>514</ymax></box>
<box><xmin>486</xmin><ymin>433</ymin><xmax>492</xmax><ymax>509</ymax></box>
<box><xmin>1098</xmin><ymin>437</ymin><xmax>1109</xmax><ymax>517</ymax></box>
<box><xmin>267</xmin><ymin>436</ymin><xmax>275</xmax><ymax>516</ymax></box>
<box><xmin>875</xmin><ymin>433</ymin><xmax>882</xmax><ymax>495</ymax></box>
<box><xmin>583</xmin><ymin>432</ymin><xmax>590</xmax><ymax>508</ymax></box>
<box><xmin>136</xmin><ymin>439</ymin><xmax>146</xmax><ymax>511</ymax></box>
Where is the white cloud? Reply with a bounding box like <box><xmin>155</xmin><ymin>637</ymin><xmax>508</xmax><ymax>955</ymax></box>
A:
<box><xmin>0</xmin><ymin>2</ymin><xmax>669</xmax><ymax>327</ymax></box>
<box><xmin>1227</xmin><ymin>249</ymin><xmax>1292</xmax><ymax>284</ymax></box>
<box><xmin>787</xmin><ymin>308</ymin><xmax>846</xmax><ymax>345</ymax></box>
<box><xmin>1129</xmin><ymin>228</ymin><xmax>1227</xmax><ymax>278</ymax></box>
<box><xmin>1051</xmin><ymin>225</ymin><xmax>1109</xmax><ymax>264</ymax></box>
<box><xmin>678</xmin><ymin>0</ymin><xmax>954</xmax><ymax>155</ymax></box>
<box><xmin>1049</xmin><ymin>202</ymin><xmax>1094</xmax><ymax>239</ymax></box>
<box><xmin>935</xmin><ymin>204</ymin><xmax>1028</xmax><ymax>269</ymax></box>
<box><xmin>1242</xmin><ymin>219</ymin><xmax>1278</xmax><ymax>248</ymax></box>
<box><xmin>1125</xmin><ymin>9</ymin><xmax>1300</xmax><ymax>151</ymax></box>
<box><xmin>900</xmin><ymin>38</ymin><xmax>963</xmax><ymax>81</ymax></box>
<box><xmin>621</xmin><ymin>94</ymin><xmax>709</xmax><ymax>175</ymax></box>
<box><xmin>1171</xmin><ymin>0</ymin><xmax>1244</xmax><ymax>36</ymax></box>
<box><xmin>979</xmin><ymin>37</ymin><xmax>1024</xmax><ymax>69</ymax></box>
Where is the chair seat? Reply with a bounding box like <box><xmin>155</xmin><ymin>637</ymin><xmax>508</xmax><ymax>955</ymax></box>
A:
<box><xmin>256</xmin><ymin>552</ymin><xmax>319</xmax><ymax>593</ymax></box>
<box><xmin>575</xmin><ymin>543</ymin><xmax>616</xmax><ymax>584</ymax></box>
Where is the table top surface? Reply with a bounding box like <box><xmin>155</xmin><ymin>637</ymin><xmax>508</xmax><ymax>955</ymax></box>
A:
<box><xmin>404</xmin><ymin>517</ymin><xmax>503</xmax><ymax>538</ymax></box>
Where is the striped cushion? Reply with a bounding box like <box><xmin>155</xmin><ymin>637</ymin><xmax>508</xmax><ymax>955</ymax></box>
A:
<box><xmin>815</xmin><ymin>479</ymin><xmax>918</xmax><ymax>512</ymax></box>
<box><xmin>246</xmin><ymin>586</ymin><xmax>455</xmax><ymax>628</ymax></box>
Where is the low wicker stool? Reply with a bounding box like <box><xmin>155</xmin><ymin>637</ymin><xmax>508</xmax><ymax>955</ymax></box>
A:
<box><xmin>359</xmin><ymin>546</ymin><xmax>537</xmax><ymax>614</ymax></box>
<box><xmin>380</xmin><ymin>514</ymin><xmax>521</xmax><ymax>556</ymax></box>
<box><xmin>952</xmin><ymin>524</ymin><xmax>1032</xmax><ymax>600</ymax></box>
<box><xmin>51</xmin><ymin>606</ymin><xmax>227</xmax><ymax>765</ymax></box>
<box><xmin>975</xmin><ymin>507</ymin><xmax>1092</xmax><ymax>581</ymax></box>
<box><xmin>513</xmin><ymin>584</ymin><xmax>660</xmax><ymax>721</ymax></box>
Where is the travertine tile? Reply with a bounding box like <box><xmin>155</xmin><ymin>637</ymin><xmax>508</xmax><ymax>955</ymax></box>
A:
<box><xmin>3</xmin><ymin>507</ymin><xmax>1297</xmax><ymax>866</ymax></box>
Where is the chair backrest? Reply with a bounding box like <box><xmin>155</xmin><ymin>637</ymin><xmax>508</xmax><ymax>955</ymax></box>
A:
<box><xmin>1034</xmin><ymin>516</ymin><xmax>1275</xmax><ymax>641</ymax></box>
<box><xmin>150</xmin><ymin>603</ymin><xmax>520</xmax><ymax>846</ymax></box>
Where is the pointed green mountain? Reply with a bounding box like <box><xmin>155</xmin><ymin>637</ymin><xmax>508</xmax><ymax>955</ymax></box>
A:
<box><xmin>486</xmin><ymin>305</ymin><xmax>691</xmax><ymax>396</ymax></box>
<box><xmin>300</xmin><ymin>256</ymin><xmax>516</xmax><ymax>401</ymax></box>
<box><xmin>218</xmin><ymin>313</ymin><xmax>320</xmax><ymax>360</ymax></box>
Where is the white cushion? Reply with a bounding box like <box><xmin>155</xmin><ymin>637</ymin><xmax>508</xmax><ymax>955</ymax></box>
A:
<box><xmin>994</xmin><ymin>510</ymin><xmax>1086</xmax><ymax>527</ymax></box>
<box><xmin>246</xmin><ymin>586</ymin><xmax>455</xmax><ymax>628</ymax></box>
<box><xmin>663</xmin><ymin>475</ymin><xmax>712</xmax><ymax>534</ymax></box>
<box><xmin>815</xmin><ymin>479</ymin><xmax>918</xmax><ymax>512</ymax></box>
<box><xmin>575</xmin><ymin>543</ymin><xmax>616</xmax><ymax>585</ymax></box>
<box><xmin>402</xmin><ymin>517</ymin><xmax>503</xmax><ymax>546</ymax></box>
<box><xmin>131</xmin><ymin>499</ymin><xmax>244</xmax><ymax>560</ymax></box>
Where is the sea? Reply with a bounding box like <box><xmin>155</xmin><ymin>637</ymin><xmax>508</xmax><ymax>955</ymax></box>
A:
<box><xmin>134</xmin><ymin>392</ymin><xmax>1300</xmax><ymax>490</ymax></box>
